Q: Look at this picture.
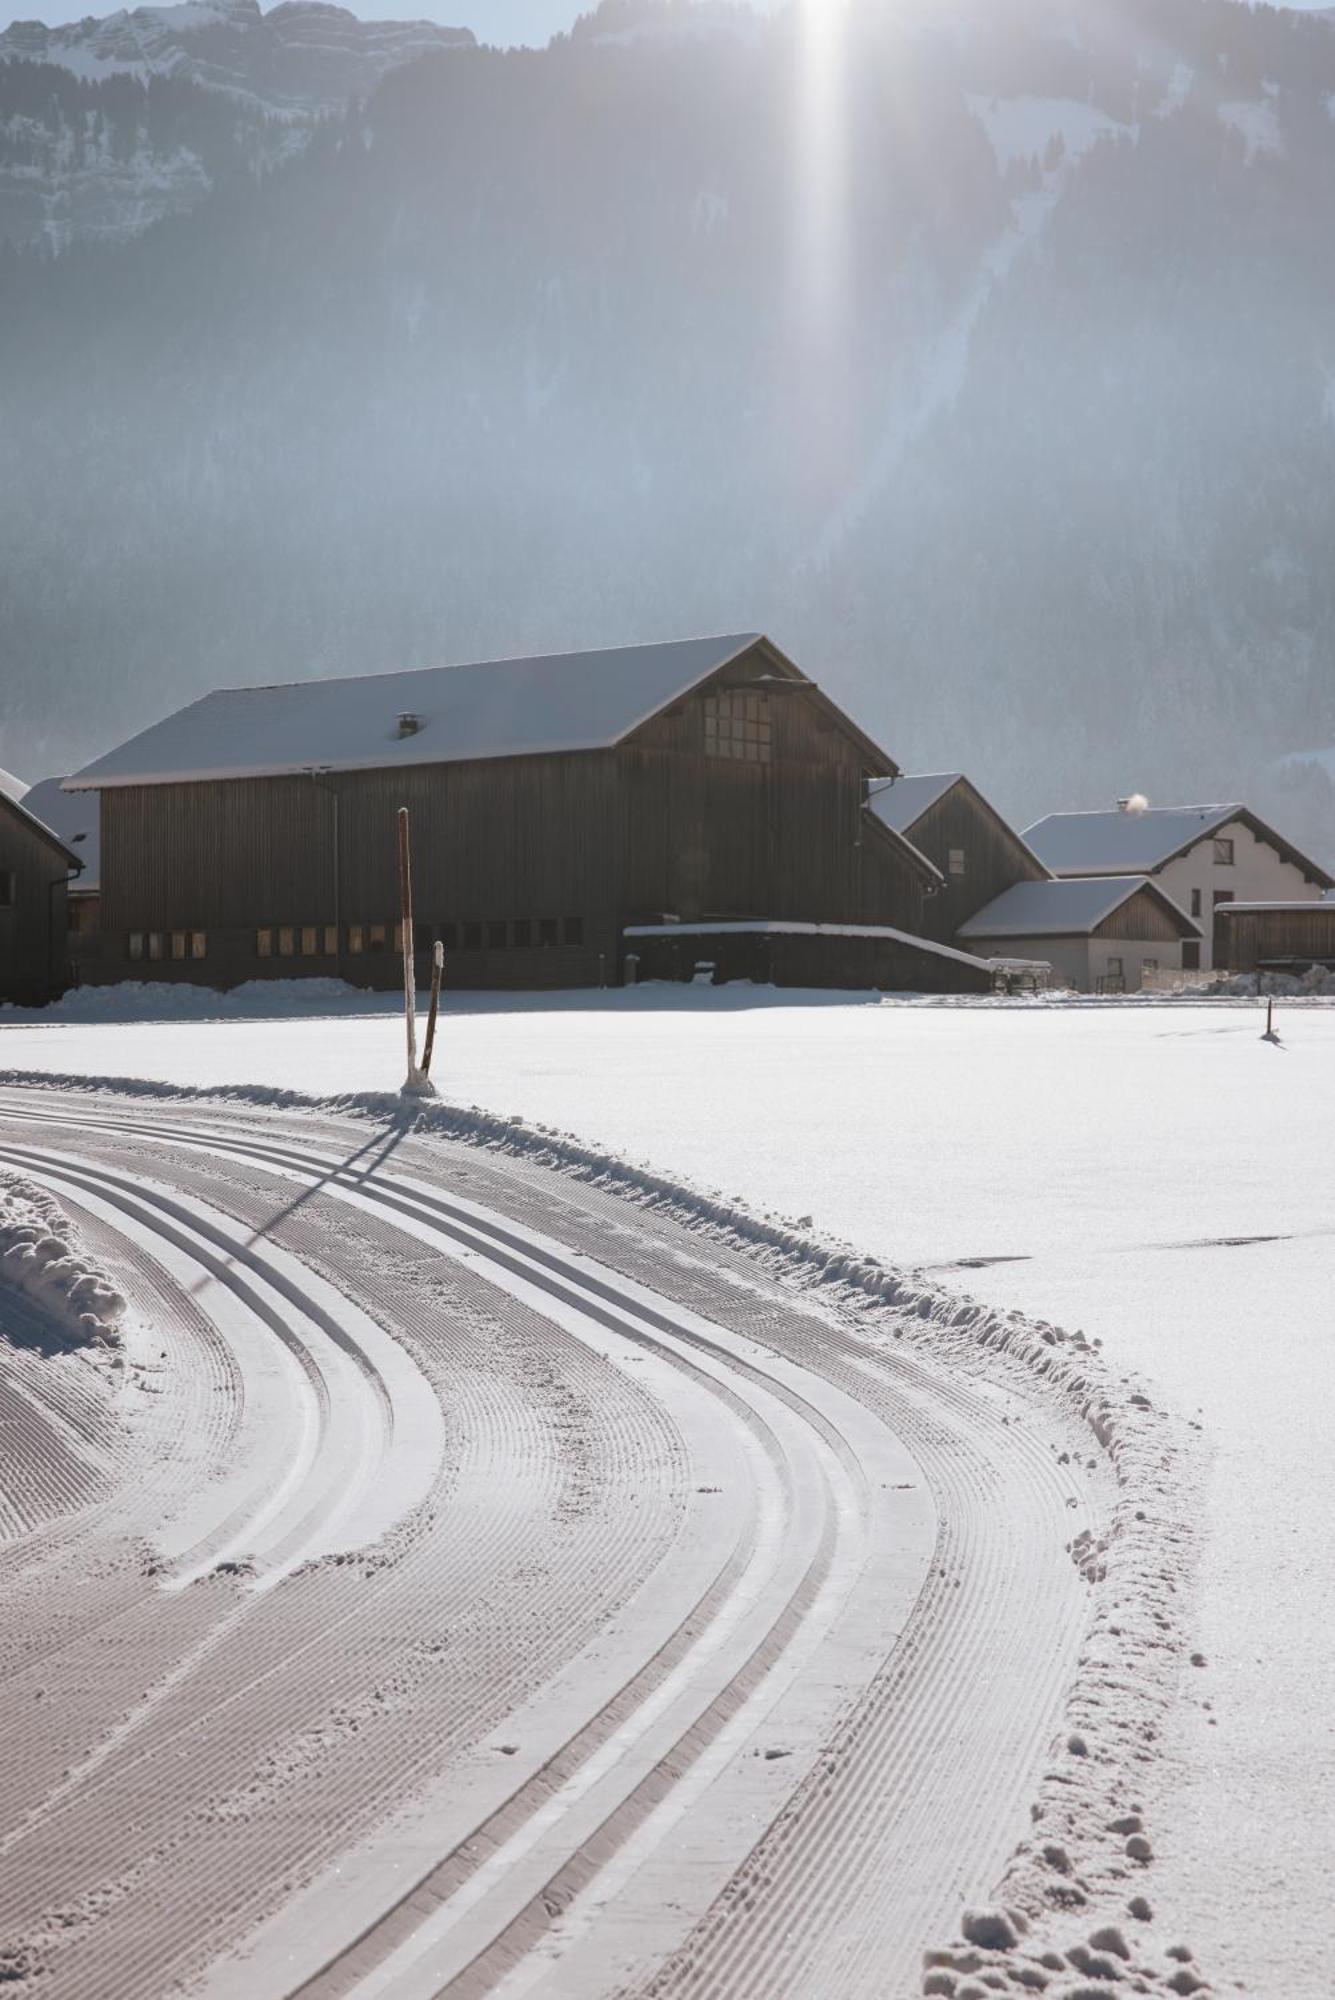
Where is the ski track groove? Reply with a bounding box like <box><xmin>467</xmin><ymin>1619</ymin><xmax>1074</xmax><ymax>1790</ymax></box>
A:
<box><xmin>0</xmin><ymin>1091</ymin><xmax>1094</xmax><ymax>2000</ymax></box>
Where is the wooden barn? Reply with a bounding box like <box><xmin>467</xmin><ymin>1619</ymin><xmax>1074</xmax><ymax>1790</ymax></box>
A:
<box><xmin>957</xmin><ymin>875</ymin><xmax>1200</xmax><ymax>992</ymax></box>
<box><xmin>1215</xmin><ymin>901</ymin><xmax>1335</xmax><ymax>976</ymax></box>
<box><xmin>867</xmin><ymin>771</ymin><xmax>1050</xmax><ymax>945</ymax></box>
<box><xmin>0</xmin><ymin>770</ymin><xmax>83</xmax><ymax>1004</ymax></box>
<box><xmin>22</xmin><ymin>776</ymin><xmax>101</xmax><ymax>982</ymax></box>
<box><xmin>64</xmin><ymin>633</ymin><xmax>993</xmax><ymax>994</ymax></box>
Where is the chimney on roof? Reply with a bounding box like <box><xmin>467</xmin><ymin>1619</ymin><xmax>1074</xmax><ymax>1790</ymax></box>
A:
<box><xmin>1117</xmin><ymin>792</ymin><xmax>1149</xmax><ymax>815</ymax></box>
<box><xmin>396</xmin><ymin>712</ymin><xmax>423</xmax><ymax>739</ymax></box>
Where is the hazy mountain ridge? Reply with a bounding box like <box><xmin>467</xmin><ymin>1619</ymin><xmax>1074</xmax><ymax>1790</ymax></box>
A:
<box><xmin>4</xmin><ymin>0</ymin><xmax>1335</xmax><ymax>860</ymax></box>
<box><xmin>0</xmin><ymin>0</ymin><xmax>472</xmax><ymax>243</ymax></box>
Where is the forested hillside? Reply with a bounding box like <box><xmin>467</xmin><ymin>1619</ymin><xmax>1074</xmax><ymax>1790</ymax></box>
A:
<box><xmin>4</xmin><ymin>0</ymin><xmax>1335</xmax><ymax>856</ymax></box>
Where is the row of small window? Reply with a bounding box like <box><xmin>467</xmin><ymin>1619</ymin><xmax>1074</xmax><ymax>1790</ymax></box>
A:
<box><xmin>256</xmin><ymin>917</ymin><xmax>586</xmax><ymax>957</ymax></box>
<box><xmin>129</xmin><ymin>931</ymin><xmax>207</xmax><ymax>961</ymax></box>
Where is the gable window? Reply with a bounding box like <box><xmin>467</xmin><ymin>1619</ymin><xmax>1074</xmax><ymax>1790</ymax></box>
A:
<box><xmin>1190</xmin><ymin>888</ymin><xmax>1202</xmax><ymax>918</ymax></box>
<box><xmin>948</xmin><ymin>848</ymin><xmax>966</xmax><ymax>877</ymax></box>
<box><xmin>704</xmin><ymin>691</ymin><xmax>771</xmax><ymax>764</ymax></box>
<box><xmin>0</xmin><ymin>870</ymin><xmax>14</xmax><ymax>908</ymax></box>
<box><xmin>1214</xmin><ymin>837</ymin><xmax>1235</xmax><ymax>866</ymax></box>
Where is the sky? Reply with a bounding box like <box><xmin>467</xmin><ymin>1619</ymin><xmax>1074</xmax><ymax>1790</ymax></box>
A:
<box><xmin>0</xmin><ymin>0</ymin><xmax>1327</xmax><ymax>44</ymax></box>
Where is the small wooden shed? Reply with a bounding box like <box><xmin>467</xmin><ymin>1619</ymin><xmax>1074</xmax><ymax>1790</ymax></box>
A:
<box><xmin>621</xmin><ymin>920</ymin><xmax>1029</xmax><ymax>994</ymax></box>
<box><xmin>1215</xmin><ymin>901</ymin><xmax>1335</xmax><ymax>975</ymax></box>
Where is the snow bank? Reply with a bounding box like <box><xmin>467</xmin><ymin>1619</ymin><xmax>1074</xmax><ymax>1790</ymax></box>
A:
<box><xmin>0</xmin><ymin>1169</ymin><xmax>126</xmax><ymax>1348</ymax></box>
<box><xmin>0</xmin><ymin>978</ymin><xmax>392</xmax><ymax>1025</ymax></box>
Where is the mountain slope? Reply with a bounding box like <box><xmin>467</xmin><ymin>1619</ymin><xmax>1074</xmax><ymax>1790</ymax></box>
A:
<box><xmin>4</xmin><ymin>0</ymin><xmax>1335</xmax><ymax>861</ymax></box>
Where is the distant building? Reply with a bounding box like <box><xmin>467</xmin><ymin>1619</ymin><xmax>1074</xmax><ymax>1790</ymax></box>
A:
<box><xmin>1215</xmin><ymin>902</ymin><xmax>1335</xmax><ymax>977</ymax></box>
<box><xmin>22</xmin><ymin>777</ymin><xmax>101</xmax><ymax>979</ymax></box>
<box><xmin>867</xmin><ymin>772</ymin><xmax>1049</xmax><ymax>945</ymax></box>
<box><xmin>1024</xmin><ymin>802</ymin><xmax>1333</xmax><ymax>972</ymax></box>
<box><xmin>957</xmin><ymin>876</ymin><xmax>1201</xmax><ymax>992</ymax></box>
<box><xmin>0</xmin><ymin>770</ymin><xmax>83</xmax><ymax>1003</ymax></box>
<box><xmin>64</xmin><ymin>633</ymin><xmax>1009</xmax><ymax>994</ymax></box>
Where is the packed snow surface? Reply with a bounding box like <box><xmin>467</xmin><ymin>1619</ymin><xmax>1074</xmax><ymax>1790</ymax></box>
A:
<box><xmin>2</xmin><ymin>984</ymin><xmax>1332</xmax><ymax>1993</ymax></box>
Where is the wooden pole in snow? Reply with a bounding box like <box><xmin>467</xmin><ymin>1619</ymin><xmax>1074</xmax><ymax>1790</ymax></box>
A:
<box><xmin>422</xmin><ymin>940</ymin><xmax>444</xmax><ymax>1078</ymax></box>
<box><xmin>397</xmin><ymin>807</ymin><xmax>420</xmax><ymax>1086</ymax></box>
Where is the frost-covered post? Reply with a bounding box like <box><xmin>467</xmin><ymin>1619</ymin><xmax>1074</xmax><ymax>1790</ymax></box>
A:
<box><xmin>422</xmin><ymin>939</ymin><xmax>444</xmax><ymax>1077</ymax></box>
<box><xmin>398</xmin><ymin>807</ymin><xmax>433</xmax><ymax>1096</ymax></box>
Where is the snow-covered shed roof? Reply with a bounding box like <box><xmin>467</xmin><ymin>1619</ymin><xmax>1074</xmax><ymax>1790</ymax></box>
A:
<box><xmin>0</xmin><ymin>770</ymin><xmax>83</xmax><ymax>872</ymax></box>
<box><xmin>866</xmin><ymin>772</ymin><xmax>961</xmax><ymax>835</ymax></box>
<box><xmin>0</xmin><ymin>767</ymin><xmax>27</xmax><ymax>803</ymax></box>
<box><xmin>621</xmin><ymin>919</ymin><xmax>1045</xmax><ymax>974</ymax></box>
<box><xmin>1024</xmin><ymin>803</ymin><xmax>1335</xmax><ymax>888</ymax></box>
<box><xmin>23</xmin><ymin>777</ymin><xmax>100</xmax><ymax>892</ymax></box>
<box><xmin>958</xmin><ymin>875</ymin><xmax>1200</xmax><ymax>941</ymax></box>
<box><xmin>64</xmin><ymin>634</ymin><xmax>836</xmax><ymax>791</ymax></box>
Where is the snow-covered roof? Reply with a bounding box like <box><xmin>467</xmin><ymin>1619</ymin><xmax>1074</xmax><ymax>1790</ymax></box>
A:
<box><xmin>23</xmin><ymin>777</ymin><xmax>100</xmax><ymax>892</ymax></box>
<box><xmin>0</xmin><ymin>767</ymin><xmax>27</xmax><ymax>803</ymax></box>
<box><xmin>958</xmin><ymin>875</ymin><xmax>1199</xmax><ymax>940</ymax></box>
<box><xmin>1023</xmin><ymin>804</ymin><xmax>1241</xmax><ymax>875</ymax></box>
<box><xmin>1217</xmin><ymin>901</ymin><xmax>1335</xmax><ymax>915</ymax></box>
<box><xmin>866</xmin><ymin>773</ymin><xmax>961</xmax><ymax>835</ymax></box>
<box><xmin>620</xmin><ymin>918</ymin><xmax>1045</xmax><ymax>973</ymax></box>
<box><xmin>65</xmin><ymin>634</ymin><xmax>770</xmax><ymax>790</ymax></box>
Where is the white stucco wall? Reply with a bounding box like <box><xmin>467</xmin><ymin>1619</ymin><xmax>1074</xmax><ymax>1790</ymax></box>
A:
<box><xmin>1155</xmin><ymin>820</ymin><xmax>1323</xmax><ymax>969</ymax></box>
<box><xmin>962</xmin><ymin>932</ymin><xmax>1184</xmax><ymax>992</ymax></box>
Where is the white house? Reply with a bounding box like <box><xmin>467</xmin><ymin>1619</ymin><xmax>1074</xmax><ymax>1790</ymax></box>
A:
<box><xmin>1023</xmin><ymin>802</ymin><xmax>1333</xmax><ymax>971</ymax></box>
<box><xmin>956</xmin><ymin>875</ymin><xmax>1201</xmax><ymax>992</ymax></box>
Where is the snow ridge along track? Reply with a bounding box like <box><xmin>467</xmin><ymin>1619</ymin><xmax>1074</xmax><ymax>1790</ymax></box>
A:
<box><xmin>0</xmin><ymin>1089</ymin><xmax>1095</xmax><ymax>2000</ymax></box>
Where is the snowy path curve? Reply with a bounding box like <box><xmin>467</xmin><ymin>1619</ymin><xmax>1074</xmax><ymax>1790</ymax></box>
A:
<box><xmin>0</xmin><ymin>1089</ymin><xmax>1094</xmax><ymax>1999</ymax></box>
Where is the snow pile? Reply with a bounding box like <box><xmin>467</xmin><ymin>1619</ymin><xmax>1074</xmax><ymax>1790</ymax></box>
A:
<box><xmin>1205</xmin><ymin>965</ymin><xmax>1335</xmax><ymax>999</ymax></box>
<box><xmin>0</xmin><ymin>1169</ymin><xmax>126</xmax><ymax>1348</ymax></box>
<box><xmin>0</xmin><ymin>978</ymin><xmax>396</xmax><ymax>1025</ymax></box>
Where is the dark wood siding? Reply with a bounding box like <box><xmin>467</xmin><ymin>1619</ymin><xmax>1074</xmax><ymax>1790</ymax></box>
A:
<box><xmin>0</xmin><ymin>799</ymin><xmax>72</xmax><ymax>1001</ymax></box>
<box><xmin>627</xmin><ymin>930</ymin><xmax>993</xmax><ymax>994</ymax></box>
<box><xmin>94</xmin><ymin>655</ymin><xmax>930</xmax><ymax>990</ymax></box>
<box><xmin>1095</xmin><ymin>888</ymin><xmax>1189</xmax><ymax>943</ymax></box>
<box><xmin>893</xmin><ymin>779</ymin><xmax>1048</xmax><ymax>945</ymax></box>
<box><xmin>1219</xmin><ymin>905</ymin><xmax>1335</xmax><ymax>972</ymax></box>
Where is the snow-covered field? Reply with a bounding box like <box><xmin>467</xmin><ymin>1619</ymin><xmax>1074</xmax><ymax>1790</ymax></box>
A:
<box><xmin>1</xmin><ymin>983</ymin><xmax>1330</xmax><ymax>1995</ymax></box>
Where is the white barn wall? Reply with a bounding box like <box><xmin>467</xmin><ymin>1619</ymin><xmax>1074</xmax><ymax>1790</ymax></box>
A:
<box><xmin>1155</xmin><ymin>820</ymin><xmax>1322</xmax><ymax>969</ymax></box>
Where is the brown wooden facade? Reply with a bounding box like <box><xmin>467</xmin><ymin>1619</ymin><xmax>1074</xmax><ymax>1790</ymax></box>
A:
<box><xmin>89</xmin><ymin>642</ymin><xmax>943</xmax><ymax>991</ymax></box>
<box><xmin>624</xmin><ymin>927</ymin><xmax>997</xmax><ymax>994</ymax></box>
<box><xmin>0</xmin><ymin>793</ymin><xmax>79</xmax><ymax>1003</ymax></box>
<box><xmin>882</xmin><ymin>776</ymin><xmax>1049</xmax><ymax>947</ymax></box>
<box><xmin>1217</xmin><ymin>903</ymin><xmax>1335</xmax><ymax>974</ymax></box>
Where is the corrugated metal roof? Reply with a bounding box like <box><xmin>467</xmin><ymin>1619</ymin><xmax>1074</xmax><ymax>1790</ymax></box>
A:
<box><xmin>1024</xmin><ymin>804</ymin><xmax>1239</xmax><ymax>875</ymax></box>
<box><xmin>65</xmin><ymin>634</ymin><xmax>768</xmax><ymax>790</ymax></box>
<box><xmin>866</xmin><ymin>772</ymin><xmax>961</xmax><ymax>834</ymax></box>
<box><xmin>958</xmin><ymin>874</ymin><xmax>1197</xmax><ymax>939</ymax></box>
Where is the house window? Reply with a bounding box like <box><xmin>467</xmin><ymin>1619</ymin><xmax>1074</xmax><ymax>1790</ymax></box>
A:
<box><xmin>0</xmin><ymin>870</ymin><xmax>14</xmax><ymax>907</ymax></box>
<box><xmin>704</xmin><ymin>690</ymin><xmax>771</xmax><ymax>764</ymax></box>
<box><xmin>1106</xmin><ymin>956</ymin><xmax>1124</xmax><ymax>978</ymax></box>
<box><xmin>414</xmin><ymin>923</ymin><xmax>434</xmax><ymax>953</ymax></box>
<box><xmin>324</xmin><ymin>925</ymin><xmax>339</xmax><ymax>955</ymax></box>
<box><xmin>191</xmin><ymin>932</ymin><xmax>207</xmax><ymax>960</ymax></box>
<box><xmin>128</xmin><ymin>931</ymin><xmax>145</xmax><ymax>961</ymax></box>
<box><xmin>512</xmin><ymin>918</ymin><xmax>531</xmax><ymax>948</ymax></box>
<box><xmin>564</xmin><ymin>916</ymin><xmax>584</xmax><ymax>946</ymax></box>
<box><xmin>438</xmin><ymin>922</ymin><xmax>458</xmax><ymax>951</ymax></box>
<box><xmin>1190</xmin><ymin>888</ymin><xmax>1202</xmax><ymax>918</ymax></box>
<box><xmin>148</xmin><ymin>931</ymin><xmax>164</xmax><ymax>961</ymax></box>
<box><xmin>257</xmin><ymin>927</ymin><xmax>273</xmax><ymax>957</ymax></box>
<box><xmin>301</xmin><ymin>926</ymin><xmax>318</xmax><ymax>956</ymax></box>
<box><xmin>348</xmin><ymin>924</ymin><xmax>364</xmax><ymax>954</ymax></box>
<box><xmin>462</xmin><ymin>921</ymin><xmax>482</xmax><ymax>950</ymax></box>
<box><xmin>538</xmin><ymin>917</ymin><xmax>559</xmax><ymax>947</ymax></box>
<box><xmin>1143</xmin><ymin>958</ymin><xmax>1159</xmax><ymax>976</ymax></box>
<box><xmin>488</xmin><ymin>920</ymin><xmax>507</xmax><ymax>949</ymax></box>
<box><xmin>171</xmin><ymin>931</ymin><xmax>187</xmax><ymax>960</ymax></box>
<box><xmin>948</xmin><ymin>848</ymin><xmax>966</xmax><ymax>877</ymax></box>
<box><xmin>368</xmin><ymin>923</ymin><xmax>388</xmax><ymax>953</ymax></box>
<box><xmin>278</xmin><ymin>926</ymin><xmax>295</xmax><ymax>956</ymax></box>
<box><xmin>1214</xmin><ymin>837</ymin><xmax>1235</xmax><ymax>866</ymax></box>
<box><xmin>1213</xmin><ymin>889</ymin><xmax>1235</xmax><ymax>909</ymax></box>
<box><xmin>1183</xmin><ymin>941</ymin><xmax>1201</xmax><ymax>971</ymax></box>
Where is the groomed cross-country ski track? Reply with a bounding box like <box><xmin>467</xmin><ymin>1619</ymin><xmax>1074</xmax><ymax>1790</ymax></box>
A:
<box><xmin>0</xmin><ymin>1083</ymin><xmax>1125</xmax><ymax>2000</ymax></box>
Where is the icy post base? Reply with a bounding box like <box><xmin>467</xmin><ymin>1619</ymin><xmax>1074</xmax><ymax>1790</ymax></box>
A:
<box><xmin>401</xmin><ymin>1070</ymin><xmax>438</xmax><ymax>1099</ymax></box>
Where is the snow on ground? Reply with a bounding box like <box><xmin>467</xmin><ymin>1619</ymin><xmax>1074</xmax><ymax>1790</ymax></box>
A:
<box><xmin>2</xmin><ymin>982</ymin><xmax>1332</xmax><ymax>1992</ymax></box>
<box><xmin>0</xmin><ymin>1167</ymin><xmax>126</xmax><ymax>1348</ymax></box>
